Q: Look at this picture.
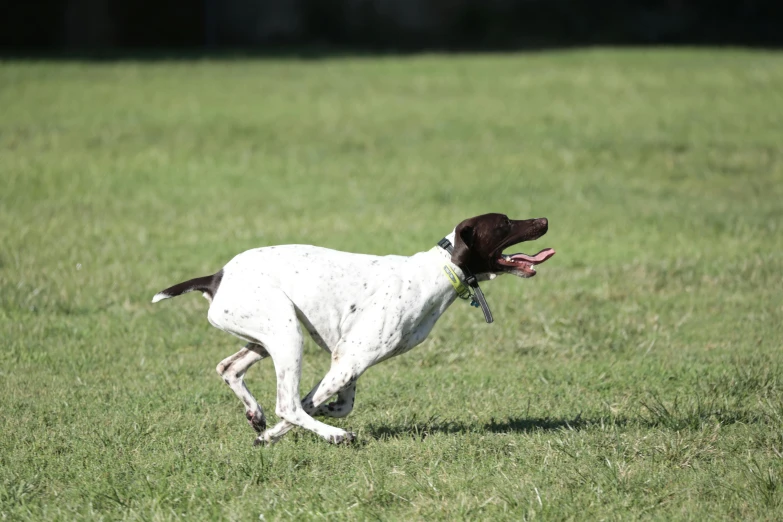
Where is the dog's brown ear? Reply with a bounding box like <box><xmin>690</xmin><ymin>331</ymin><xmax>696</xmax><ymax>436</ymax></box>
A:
<box><xmin>451</xmin><ymin>225</ymin><xmax>474</xmax><ymax>270</ymax></box>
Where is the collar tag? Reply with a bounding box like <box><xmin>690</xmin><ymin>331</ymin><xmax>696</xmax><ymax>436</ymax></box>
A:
<box><xmin>441</xmin><ymin>264</ymin><xmax>471</xmax><ymax>300</ymax></box>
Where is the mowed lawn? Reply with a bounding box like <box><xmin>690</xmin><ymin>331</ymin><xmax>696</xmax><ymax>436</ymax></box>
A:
<box><xmin>1</xmin><ymin>49</ymin><xmax>782</xmax><ymax>520</ymax></box>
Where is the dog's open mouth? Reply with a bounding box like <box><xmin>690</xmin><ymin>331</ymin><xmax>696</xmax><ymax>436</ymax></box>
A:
<box><xmin>495</xmin><ymin>248</ymin><xmax>556</xmax><ymax>277</ymax></box>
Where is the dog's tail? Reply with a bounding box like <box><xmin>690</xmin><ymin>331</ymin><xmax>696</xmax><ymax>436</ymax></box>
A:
<box><xmin>152</xmin><ymin>270</ymin><xmax>223</xmax><ymax>304</ymax></box>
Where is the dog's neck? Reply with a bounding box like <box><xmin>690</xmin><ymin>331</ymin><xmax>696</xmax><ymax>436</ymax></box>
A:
<box><xmin>432</xmin><ymin>229</ymin><xmax>498</xmax><ymax>283</ymax></box>
<box><xmin>403</xmin><ymin>229</ymin><xmax>493</xmax><ymax>324</ymax></box>
<box><xmin>430</xmin><ymin>230</ymin><xmax>460</xmax><ymax>266</ymax></box>
<box><xmin>430</xmin><ymin>228</ymin><xmax>495</xmax><ymax>323</ymax></box>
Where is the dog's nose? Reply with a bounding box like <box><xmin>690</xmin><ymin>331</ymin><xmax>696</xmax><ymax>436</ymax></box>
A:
<box><xmin>538</xmin><ymin>218</ymin><xmax>548</xmax><ymax>228</ymax></box>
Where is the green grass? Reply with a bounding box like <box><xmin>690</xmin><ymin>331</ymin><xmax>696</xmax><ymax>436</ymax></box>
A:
<box><xmin>1</xmin><ymin>48</ymin><xmax>783</xmax><ymax>520</ymax></box>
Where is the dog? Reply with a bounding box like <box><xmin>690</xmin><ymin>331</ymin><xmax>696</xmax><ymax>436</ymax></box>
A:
<box><xmin>152</xmin><ymin>213</ymin><xmax>554</xmax><ymax>445</ymax></box>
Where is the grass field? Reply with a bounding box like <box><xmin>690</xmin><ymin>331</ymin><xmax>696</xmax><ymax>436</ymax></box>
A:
<box><xmin>1</xmin><ymin>48</ymin><xmax>782</xmax><ymax>520</ymax></box>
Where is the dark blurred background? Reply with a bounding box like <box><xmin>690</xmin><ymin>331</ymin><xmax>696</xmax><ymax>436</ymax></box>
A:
<box><xmin>2</xmin><ymin>0</ymin><xmax>782</xmax><ymax>53</ymax></box>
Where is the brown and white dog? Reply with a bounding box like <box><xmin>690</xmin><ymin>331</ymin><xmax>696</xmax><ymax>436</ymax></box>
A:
<box><xmin>152</xmin><ymin>213</ymin><xmax>554</xmax><ymax>445</ymax></box>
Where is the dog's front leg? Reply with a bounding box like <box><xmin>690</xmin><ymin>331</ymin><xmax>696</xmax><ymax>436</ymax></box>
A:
<box><xmin>258</xmin><ymin>354</ymin><xmax>365</xmax><ymax>445</ymax></box>
<box><xmin>313</xmin><ymin>380</ymin><xmax>357</xmax><ymax>418</ymax></box>
<box><xmin>259</xmin><ymin>280</ymin><xmax>407</xmax><ymax>445</ymax></box>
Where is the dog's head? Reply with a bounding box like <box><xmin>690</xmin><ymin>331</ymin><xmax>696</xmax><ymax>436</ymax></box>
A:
<box><xmin>451</xmin><ymin>213</ymin><xmax>555</xmax><ymax>278</ymax></box>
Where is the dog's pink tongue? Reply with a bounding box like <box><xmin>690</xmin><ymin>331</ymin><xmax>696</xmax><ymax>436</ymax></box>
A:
<box><xmin>509</xmin><ymin>248</ymin><xmax>556</xmax><ymax>264</ymax></box>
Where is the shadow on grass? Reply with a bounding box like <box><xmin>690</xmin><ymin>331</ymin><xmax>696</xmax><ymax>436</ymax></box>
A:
<box><xmin>485</xmin><ymin>415</ymin><xmax>597</xmax><ymax>433</ymax></box>
<box><xmin>639</xmin><ymin>393</ymin><xmax>765</xmax><ymax>431</ymax></box>
<box><xmin>367</xmin><ymin>399</ymin><xmax>768</xmax><ymax>440</ymax></box>
<box><xmin>368</xmin><ymin>400</ymin><xmax>778</xmax><ymax>440</ymax></box>
<box><xmin>367</xmin><ymin>413</ymin><xmax>608</xmax><ymax>440</ymax></box>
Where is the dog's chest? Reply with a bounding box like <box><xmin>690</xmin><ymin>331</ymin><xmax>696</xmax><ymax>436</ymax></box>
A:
<box><xmin>378</xmin><ymin>307</ymin><xmax>444</xmax><ymax>361</ymax></box>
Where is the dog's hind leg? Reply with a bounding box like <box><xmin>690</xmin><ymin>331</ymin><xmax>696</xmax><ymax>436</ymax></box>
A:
<box><xmin>216</xmin><ymin>343</ymin><xmax>269</xmax><ymax>433</ymax></box>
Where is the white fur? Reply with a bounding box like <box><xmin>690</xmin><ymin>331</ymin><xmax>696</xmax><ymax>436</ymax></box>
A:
<box><xmin>204</xmin><ymin>230</ymin><xmax>476</xmax><ymax>445</ymax></box>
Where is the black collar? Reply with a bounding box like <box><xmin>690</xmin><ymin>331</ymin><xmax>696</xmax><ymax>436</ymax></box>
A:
<box><xmin>437</xmin><ymin>238</ymin><xmax>494</xmax><ymax>324</ymax></box>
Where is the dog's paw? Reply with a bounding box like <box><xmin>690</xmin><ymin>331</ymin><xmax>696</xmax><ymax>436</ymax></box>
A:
<box><xmin>253</xmin><ymin>426</ymin><xmax>285</xmax><ymax>447</ymax></box>
<box><xmin>327</xmin><ymin>431</ymin><xmax>357</xmax><ymax>445</ymax></box>
<box><xmin>245</xmin><ymin>409</ymin><xmax>267</xmax><ymax>434</ymax></box>
<box><xmin>253</xmin><ymin>432</ymin><xmax>279</xmax><ymax>447</ymax></box>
